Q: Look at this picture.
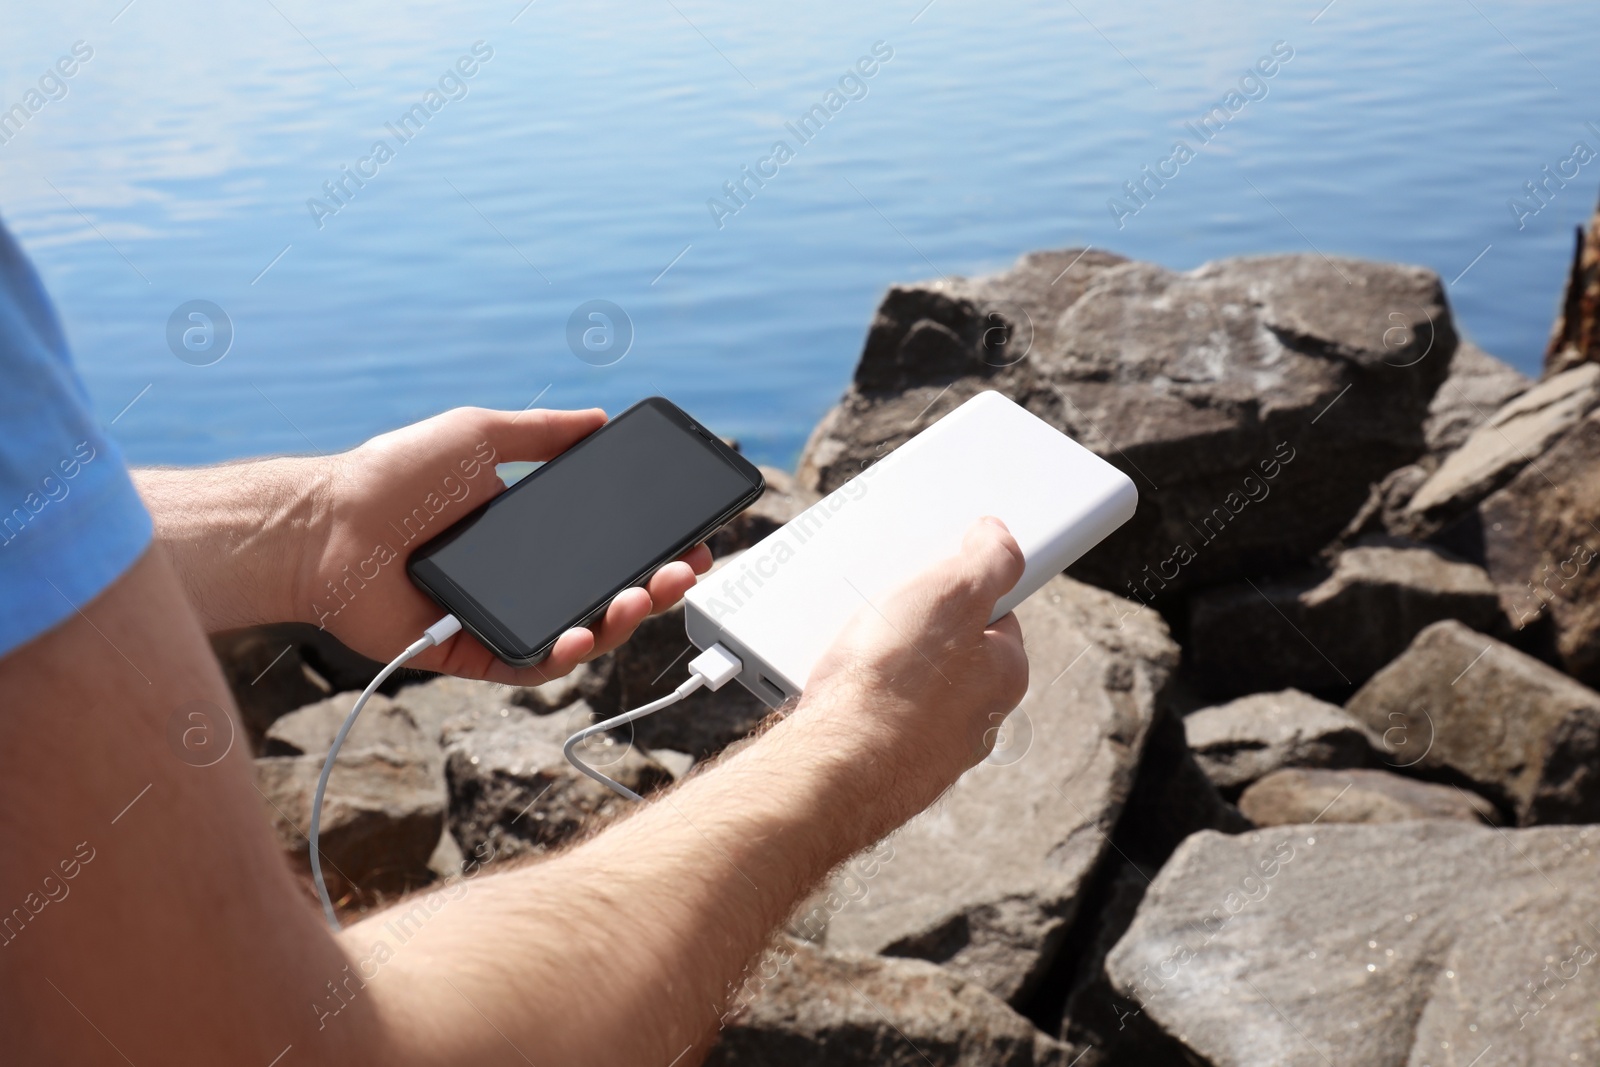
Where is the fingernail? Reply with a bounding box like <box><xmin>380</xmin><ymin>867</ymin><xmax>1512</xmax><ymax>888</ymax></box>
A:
<box><xmin>981</xmin><ymin>516</ymin><xmax>1008</xmax><ymax>530</ymax></box>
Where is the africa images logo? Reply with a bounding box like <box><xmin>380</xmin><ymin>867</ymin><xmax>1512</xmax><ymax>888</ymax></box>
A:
<box><xmin>706</xmin><ymin>41</ymin><xmax>894</xmax><ymax>230</ymax></box>
<box><xmin>306</xmin><ymin>42</ymin><xmax>494</xmax><ymax>230</ymax></box>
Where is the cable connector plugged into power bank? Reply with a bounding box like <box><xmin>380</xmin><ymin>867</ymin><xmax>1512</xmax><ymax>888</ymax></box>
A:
<box><xmin>563</xmin><ymin>642</ymin><xmax>745</xmax><ymax>800</ymax></box>
<box><xmin>686</xmin><ymin>642</ymin><xmax>743</xmax><ymax>691</ymax></box>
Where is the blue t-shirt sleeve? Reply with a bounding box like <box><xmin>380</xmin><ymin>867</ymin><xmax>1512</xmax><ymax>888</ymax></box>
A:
<box><xmin>0</xmin><ymin>216</ymin><xmax>152</xmax><ymax>657</ymax></box>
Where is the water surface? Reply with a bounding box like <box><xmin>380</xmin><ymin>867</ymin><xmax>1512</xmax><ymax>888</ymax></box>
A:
<box><xmin>4</xmin><ymin>0</ymin><xmax>1598</xmax><ymax>467</ymax></box>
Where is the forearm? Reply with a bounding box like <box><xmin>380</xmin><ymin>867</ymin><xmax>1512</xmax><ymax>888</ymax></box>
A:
<box><xmin>132</xmin><ymin>458</ymin><xmax>329</xmax><ymax>631</ymax></box>
<box><xmin>354</xmin><ymin>700</ymin><xmax>907</xmax><ymax>1066</ymax></box>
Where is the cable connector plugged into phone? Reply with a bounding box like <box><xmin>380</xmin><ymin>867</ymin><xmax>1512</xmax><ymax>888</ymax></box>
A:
<box><xmin>562</xmin><ymin>643</ymin><xmax>743</xmax><ymax>801</ymax></box>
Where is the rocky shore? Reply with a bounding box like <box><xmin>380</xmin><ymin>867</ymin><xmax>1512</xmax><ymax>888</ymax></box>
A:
<box><xmin>224</xmin><ymin>193</ymin><xmax>1600</xmax><ymax>1064</ymax></box>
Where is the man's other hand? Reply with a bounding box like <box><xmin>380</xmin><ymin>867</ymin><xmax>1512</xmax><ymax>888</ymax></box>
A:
<box><xmin>136</xmin><ymin>406</ymin><xmax>713</xmax><ymax>687</ymax></box>
<box><xmin>794</xmin><ymin>517</ymin><xmax>1031</xmax><ymax>827</ymax></box>
<box><xmin>302</xmin><ymin>406</ymin><xmax>713</xmax><ymax>685</ymax></box>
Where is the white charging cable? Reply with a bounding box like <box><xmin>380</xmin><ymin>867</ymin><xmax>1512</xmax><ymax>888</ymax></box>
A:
<box><xmin>310</xmin><ymin>613</ymin><xmax>461</xmax><ymax>931</ymax></box>
<box><xmin>563</xmin><ymin>643</ymin><xmax>744</xmax><ymax>801</ymax></box>
<box><xmin>310</xmin><ymin>619</ymin><xmax>740</xmax><ymax>927</ymax></box>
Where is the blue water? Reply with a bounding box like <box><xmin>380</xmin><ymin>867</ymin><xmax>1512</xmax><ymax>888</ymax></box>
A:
<box><xmin>5</xmin><ymin>0</ymin><xmax>1600</xmax><ymax>469</ymax></box>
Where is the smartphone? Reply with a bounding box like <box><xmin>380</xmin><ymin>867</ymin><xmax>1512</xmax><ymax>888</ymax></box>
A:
<box><xmin>407</xmin><ymin>397</ymin><xmax>765</xmax><ymax>667</ymax></box>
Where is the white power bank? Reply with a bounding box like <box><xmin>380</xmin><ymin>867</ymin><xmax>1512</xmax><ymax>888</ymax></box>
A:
<box><xmin>683</xmin><ymin>390</ymin><xmax>1138</xmax><ymax>707</ymax></box>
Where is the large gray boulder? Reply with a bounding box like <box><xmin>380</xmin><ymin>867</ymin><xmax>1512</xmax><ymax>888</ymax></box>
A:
<box><xmin>797</xmin><ymin>251</ymin><xmax>1455</xmax><ymax>594</ymax></box>
<box><xmin>1186</xmin><ymin>540</ymin><xmax>1501</xmax><ymax>697</ymax></box>
<box><xmin>1053</xmin><ymin>858</ymin><xmax>1191</xmax><ymax>1066</ymax></box>
<box><xmin>507</xmin><ymin>657</ymin><xmax>618</xmax><ymax>715</ymax></box>
<box><xmin>1237</xmin><ymin>766</ymin><xmax>1497</xmax><ymax>826</ymax></box>
<box><xmin>385</xmin><ymin>671</ymin><xmax>656</xmax><ymax>871</ymax></box>
<box><xmin>1105</xmin><ymin>822</ymin><xmax>1600</xmax><ymax>1066</ymax></box>
<box><xmin>822</xmin><ymin>575</ymin><xmax>1180</xmax><ymax>1004</ymax></box>
<box><xmin>1184</xmin><ymin>689</ymin><xmax>1383</xmax><ymax>794</ymax></box>
<box><xmin>1479</xmin><ymin>407</ymin><xmax>1600</xmax><ymax>687</ymax></box>
<box><xmin>1345</xmin><ymin>620</ymin><xmax>1600</xmax><ymax>825</ymax></box>
<box><xmin>708</xmin><ymin>940</ymin><xmax>1077</xmax><ymax>1066</ymax></box>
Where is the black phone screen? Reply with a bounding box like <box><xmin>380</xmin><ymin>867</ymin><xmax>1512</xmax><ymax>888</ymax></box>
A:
<box><xmin>408</xmin><ymin>398</ymin><xmax>763</xmax><ymax>664</ymax></box>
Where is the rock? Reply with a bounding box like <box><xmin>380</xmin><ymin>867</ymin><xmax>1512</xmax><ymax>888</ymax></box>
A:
<box><xmin>707</xmin><ymin>466</ymin><xmax>822</xmax><ymax>557</ymax></box>
<box><xmin>264</xmin><ymin>691</ymin><xmax>435</xmax><ymax>766</ymax></box>
<box><xmin>1186</xmin><ymin>540</ymin><xmax>1501</xmax><ymax>697</ymax></box>
<box><xmin>611</xmin><ymin>598</ymin><xmax>772</xmax><ymax>760</ymax></box>
<box><xmin>822</xmin><ymin>575</ymin><xmax>1180</xmax><ymax>1005</ymax></box>
<box><xmin>1238</xmin><ymin>766</ymin><xmax>1497</xmax><ymax>826</ymax></box>
<box><xmin>1545</xmin><ymin>188</ymin><xmax>1600</xmax><ymax>377</ymax></box>
<box><xmin>426</xmin><ymin>827</ymin><xmax>467</xmax><ymax>880</ymax></box>
<box><xmin>1334</xmin><ymin>462</ymin><xmax>1431</xmax><ymax>547</ymax></box>
<box><xmin>1479</xmin><ymin>408</ymin><xmax>1600</xmax><ymax>686</ymax></box>
<box><xmin>506</xmin><ymin>657</ymin><xmax>618</xmax><ymax>715</ymax></box>
<box><xmin>1335</xmin><ymin>341</ymin><xmax>1529</xmax><ymax>546</ymax></box>
<box><xmin>708</xmin><ymin>939</ymin><xmax>1078</xmax><ymax>1067</ymax></box>
<box><xmin>1403</xmin><ymin>363</ymin><xmax>1600</xmax><ymax>531</ymax></box>
<box><xmin>1184</xmin><ymin>689</ymin><xmax>1383</xmax><ymax>794</ymax></box>
<box><xmin>441</xmin><ymin>702</ymin><xmax>672</xmax><ymax>861</ymax></box>
<box><xmin>1345</xmin><ymin>620</ymin><xmax>1600</xmax><ymax>825</ymax></box>
<box><xmin>1051</xmin><ymin>859</ymin><xmax>1194</xmax><ymax>1067</ymax></box>
<box><xmin>797</xmin><ymin>251</ymin><xmax>1455</xmax><ymax>595</ymax></box>
<box><xmin>1043</xmin><ymin>710</ymin><xmax>1251</xmax><ymax>1063</ymax></box>
<box><xmin>386</xmin><ymin>674</ymin><xmax>528</xmax><ymax>744</ymax></box>
<box><xmin>651</xmin><ymin>748</ymin><xmax>696</xmax><ymax>780</ymax></box>
<box><xmin>264</xmin><ymin>686</ymin><xmax>479</xmax><ymax>896</ymax></box>
<box><xmin>1105</xmin><ymin>822</ymin><xmax>1600</xmax><ymax>1067</ymax></box>
<box><xmin>508</xmin><ymin>671</ymin><xmax>584</xmax><ymax>714</ymax></box>
<box><xmin>1113</xmin><ymin>703</ymin><xmax>1253</xmax><ymax>862</ymax></box>
<box><xmin>211</xmin><ymin>623</ymin><xmax>396</xmax><ymax>736</ymax></box>
<box><xmin>209</xmin><ymin>625</ymin><xmax>333</xmax><ymax>744</ymax></box>
<box><xmin>254</xmin><ymin>746</ymin><xmax>444</xmax><ymax>899</ymax></box>
<box><xmin>1422</xmin><ymin>338</ymin><xmax>1532</xmax><ymax>454</ymax></box>
<box><xmin>269</xmin><ymin>681</ymin><xmax>496</xmax><ymax>885</ymax></box>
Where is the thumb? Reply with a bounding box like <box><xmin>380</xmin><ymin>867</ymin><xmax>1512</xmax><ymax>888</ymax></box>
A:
<box><xmin>480</xmin><ymin>407</ymin><xmax>608</xmax><ymax>463</ymax></box>
<box><xmin>954</xmin><ymin>517</ymin><xmax>1026</xmax><ymax>614</ymax></box>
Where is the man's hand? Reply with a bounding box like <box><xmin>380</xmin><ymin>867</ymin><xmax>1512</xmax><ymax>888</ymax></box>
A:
<box><xmin>134</xmin><ymin>406</ymin><xmax>713</xmax><ymax>686</ymax></box>
<box><xmin>303</xmin><ymin>406</ymin><xmax>713</xmax><ymax>684</ymax></box>
<box><xmin>792</xmin><ymin>517</ymin><xmax>1031</xmax><ymax>828</ymax></box>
